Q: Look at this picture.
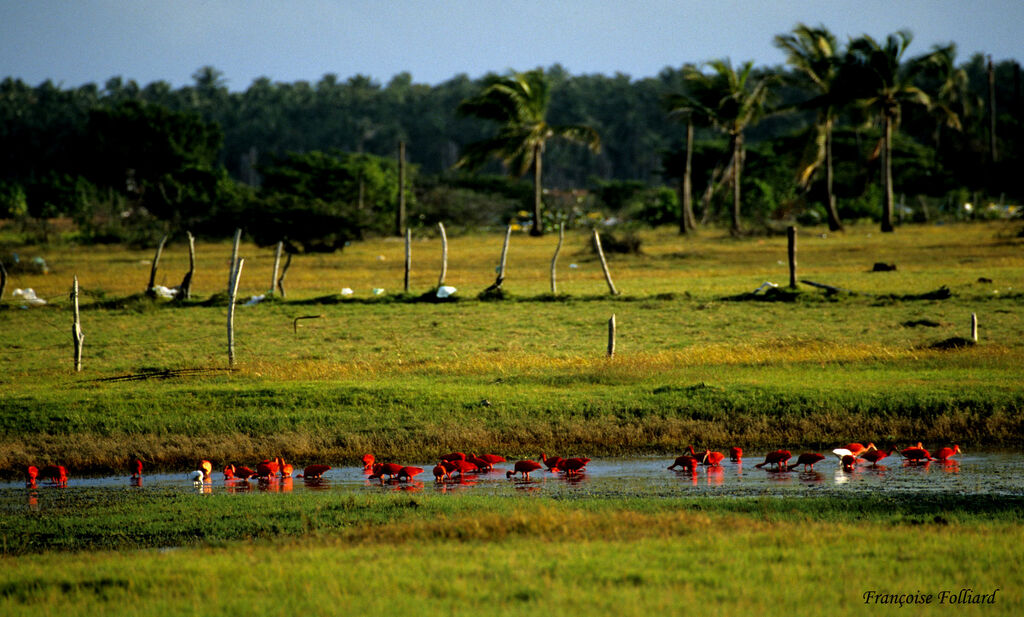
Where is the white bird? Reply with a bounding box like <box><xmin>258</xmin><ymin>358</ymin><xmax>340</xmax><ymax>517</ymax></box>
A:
<box><xmin>189</xmin><ymin>470</ymin><xmax>205</xmax><ymax>485</ymax></box>
<box><xmin>832</xmin><ymin>448</ymin><xmax>853</xmax><ymax>461</ymax></box>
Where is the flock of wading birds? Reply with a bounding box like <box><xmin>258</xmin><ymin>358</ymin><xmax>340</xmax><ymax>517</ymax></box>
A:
<box><xmin>19</xmin><ymin>442</ymin><xmax>963</xmax><ymax>488</ymax></box>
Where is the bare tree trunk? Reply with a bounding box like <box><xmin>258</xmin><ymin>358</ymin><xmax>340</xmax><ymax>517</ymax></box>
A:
<box><xmin>592</xmin><ymin>229</ymin><xmax>619</xmax><ymax>296</ymax></box>
<box><xmin>228</xmin><ymin>228</ymin><xmax>242</xmax><ymax>294</ymax></box>
<box><xmin>731</xmin><ymin>133</ymin><xmax>744</xmax><ymax>235</ymax></box>
<box><xmin>404</xmin><ymin>227</ymin><xmax>411</xmax><ymax>293</ymax></box>
<box><xmin>146</xmin><ymin>234</ymin><xmax>168</xmax><ymax>295</ymax></box>
<box><xmin>488</xmin><ymin>225</ymin><xmax>512</xmax><ymax>290</ymax></box>
<box><xmin>227</xmin><ymin>258</ymin><xmax>244</xmax><ymax>367</ymax></box>
<box><xmin>881</xmin><ymin>115</ymin><xmax>895</xmax><ymax>233</ymax></box>
<box><xmin>550</xmin><ymin>222</ymin><xmax>564</xmax><ymax>294</ymax></box>
<box><xmin>0</xmin><ymin>260</ymin><xmax>7</xmax><ymax>302</ymax></box>
<box><xmin>270</xmin><ymin>241</ymin><xmax>283</xmax><ymax>296</ymax></box>
<box><xmin>607</xmin><ymin>314</ymin><xmax>616</xmax><ymax>357</ymax></box>
<box><xmin>680</xmin><ymin>121</ymin><xmax>696</xmax><ymax>234</ymax></box>
<box><xmin>396</xmin><ymin>141</ymin><xmax>406</xmax><ymax>236</ymax></box>
<box><xmin>824</xmin><ymin>119</ymin><xmax>844</xmax><ymax>232</ymax></box>
<box><xmin>179</xmin><ymin>231</ymin><xmax>195</xmax><ymax>299</ymax></box>
<box><xmin>530</xmin><ymin>144</ymin><xmax>544</xmax><ymax>236</ymax></box>
<box><xmin>277</xmin><ymin>253</ymin><xmax>291</xmax><ymax>298</ymax></box>
<box><xmin>437</xmin><ymin>222</ymin><xmax>448</xmax><ymax>287</ymax></box>
<box><xmin>71</xmin><ymin>275</ymin><xmax>84</xmax><ymax>372</ymax></box>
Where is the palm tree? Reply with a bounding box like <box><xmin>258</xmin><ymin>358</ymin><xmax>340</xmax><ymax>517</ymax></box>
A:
<box><xmin>844</xmin><ymin>31</ymin><xmax>933</xmax><ymax>232</ymax></box>
<box><xmin>456</xmin><ymin>69</ymin><xmax>600</xmax><ymax>236</ymax></box>
<box><xmin>664</xmin><ymin>64</ymin><xmax>708</xmax><ymax>235</ymax></box>
<box><xmin>774</xmin><ymin>24</ymin><xmax>846</xmax><ymax>231</ymax></box>
<box><xmin>680</xmin><ymin>60</ymin><xmax>773</xmax><ymax>234</ymax></box>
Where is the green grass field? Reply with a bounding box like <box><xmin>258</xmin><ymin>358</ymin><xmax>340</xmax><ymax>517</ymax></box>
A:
<box><xmin>1</xmin><ymin>221</ymin><xmax>1022</xmax><ymax>615</ymax></box>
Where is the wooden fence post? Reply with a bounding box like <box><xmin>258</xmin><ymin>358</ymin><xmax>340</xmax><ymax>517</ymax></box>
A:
<box><xmin>179</xmin><ymin>231</ymin><xmax>195</xmax><ymax>299</ymax></box>
<box><xmin>146</xmin><ymin>234</ymin><xmax>168</xmax><ymax>295</ymax></box>
<box><xmin>971</xmin><ymin>312</ymin><xmax>978</xmax><ymax>342</ymax></box>
<box><xmin>593</xmin><ymin>229</ymin><xmax>619</xmax><ymax>296</ymax></box>
<box><xmin>277</xmin><ymin>253</ymin><xmax>291</xmax><ymax>298</ymax></box>
<box><xmin>550</xmin><ymin>222</ymin><xmax>564</xmax><ymax>295</ymax></box>
<box><xmin>0</xmin><ymin>260</ymin><xmax>7</xmax><ymax>302</ymax></box>
<box><xmin>228</xmin><ymin>258</ymin><xmax>244</xmax><ymax>366</ymax></box>
<box><xmin>491</xmin><ymin>225</ymin><xmax>512</xmax><ymax>290</ymax></box>
<box><xmin>270</xmin><ymin>241</ymin><xmax>283</xmax><ymax>296</ymax></box>
<box><xmin>437</xmin><ymin>222</ymin><xmax>448</xmax><ymax>288</ymax></box>
<box><xmin>607</xmin><ymin>314</ymin><xmax>616</xmax><ymax>357</ymax></box>
<box><xmin>71</xmin><ymin>276</ymin><xmax>84</xmax><ymax>372</ymax></box>
<box><xmin>404</xmin><ymin>227</ymin><xmax>412</xmax><ymax>293</ymax></box>
<box><xmin>787</xmin><ymin>225</ymin><xmax>797</xmax><ymax>289</ymax></box>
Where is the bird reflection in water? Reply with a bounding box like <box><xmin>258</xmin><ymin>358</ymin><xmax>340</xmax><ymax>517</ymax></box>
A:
<box><xmin>27</xmin><ymin>490</ymin><xmax>39</xmax><ymax>511</ymax></box>
<box><xmin>940</xmin><ymin>460</ymin><xmax>960</xmax><ymax>474</ymax></box>
<box><xmin>303</xmin><ymin>477</ymin><xmax>331</xmax><ymax>490</ymax></box>
<box><xmin>706</xmin><ymin>466</ymin><xmax>724</xmax><ymax>486</ymax></box>
<box><xmin>797</xmin><ymin>470</ymin><xmax>825</xmax><ymax>483</ymax></box>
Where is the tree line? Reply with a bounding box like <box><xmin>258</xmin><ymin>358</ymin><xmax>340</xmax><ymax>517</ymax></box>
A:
<box><xmin>1</xmin><ymin>24</ymin><xmax>1021</xmax><ymax>250</ymax></box>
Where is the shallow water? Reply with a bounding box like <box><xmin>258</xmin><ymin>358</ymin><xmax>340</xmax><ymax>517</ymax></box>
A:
<box><xmin>4</xmin><ymin>453</ymin><xmax>1023</xmax><ymax>500</ymax></box>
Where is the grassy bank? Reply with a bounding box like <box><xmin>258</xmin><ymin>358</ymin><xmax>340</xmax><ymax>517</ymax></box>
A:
<box><xmin>1</xmin><ymin>492</ymin><xmax>1020</xmax><ymax>616</ymax></box>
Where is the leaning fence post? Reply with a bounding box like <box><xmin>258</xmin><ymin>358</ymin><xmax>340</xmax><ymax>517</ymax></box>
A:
<box><xmin>0</xmin><ymin>260</ymin><xmax>7</xmax><ymax>302</ymax></box>
<box><xmin>404</xmin><ymin>227</ymin><xmax>412</xmax><ymax>293</ymax></box>
<box><xmin>492</xmin><ymin>225</ymin><xmax>512</xmax><ymax>290</ymax></box>
<box><xmin>787</xmin><ymin>225</ymin><xmax>797</xmax><ymax>289</ymax></box>
<box><xmin>593</xmin><ymin>229</ymin><xmax>619</xmax><ymax>296</ymax></box>
<box><xmin>437</xmin><ymin>222</ymin><xmax>448</xmax><ymax>288</ymax></box>
<box><xmin>179</xmin><ymin>231</ymin><xmax>196</xmax><ymax>299</ymax></box>
<box><xmin>71</xmin><ymin>276</ymin><xmax>84</xmax><ymax>372</ymax></box>
<box><xmin>277</xmin><ymin>253</ymin><xmax>291</xmax><ymax>298</ymax></box>
<box><xmin>146</xmin><ymin>234</ymin><xmax>168</xmax><ymax>295</ymax></box>
<box><xmin>550</xmin><ymin>222</ymin><xmax>564</xmax><ymax>295</ymax></box>
<box><xmin>971</xmin><ymin>312</ymin><xmax>978</xmax><ymax>342</ymax></box>
<box><xmin>607</xmin><ymin>314</ymin><xmax>616</xmax><ymax>357</ymax></box>
<box><xmin>227</xmin><ymin>258</ymin><xmax>244</xmax><ymax>367</ymax></box>
<box><xmin>227</xmin><ymin>228</ymin><xmax>241</xmax><ymax>295</ymax></box>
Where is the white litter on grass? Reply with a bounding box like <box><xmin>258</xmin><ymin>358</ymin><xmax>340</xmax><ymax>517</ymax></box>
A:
<box><xmin>340</xmin><ymin>288</ymin><xmax>354</xmax><ymax>296</ymax></box>
<box><xmin>752</xmin><ymin>281</ymin><xmax>779</xmax><ymax>294</ymax></box>
<box><xmin>569</xmin><ymin>264</ymin><xmax>579</xmax><ymax>269</ymax></box>
<box><xmin>244</xmin><ymin>294</ymin><xmax>266</xmax><ymax>305</ymax></box>
<box><xmin>436</xmin><ymin>285</ymin><xmax>457</xmax><ymax>298</ymax></box>
<box><xmin>372</xmin><ymin>288</ymin><xmax>385</xmax><ymax>295</ymax></box>
<box><xmin>12</xmin><ymin>288</ymin><xmax>46</xmax><ymax>306</ymax></box>
<box><xmin>151</xmin><ymin>285</ymin><xmax>178</xmax><ymax>299</ymax></box>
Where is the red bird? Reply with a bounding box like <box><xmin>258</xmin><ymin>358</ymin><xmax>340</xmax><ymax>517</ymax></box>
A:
<box><xmin>701</xmin><ymin>450</ymin><xmax>725</xmax><ymax>466</ymax></box>
<box><xmin>301</xmin><ymin>464</ymin><xmax>331</xmax><ymax>479</ymax></box>
<box><xmin>440</xmin><ymin>452</ymin><xmax>466</xmax><ymax>462</ymax></box>
<box><xmin>397</xmin><ymin>466</ymin><xmax>424</xmax><ymax>481</ymax></box>
<box><xmin>729</xmin><ymin>447</ymin><xmax>743</xmax><ymax>462</ymax></box>
<box><xmin>443</xmin><ymin>460</ymin><xmax>479</xmax><ymax>476</ymax></box>
<box><xmin>901</xmin><ymin>443</ymin><xmax>933</xmax><ymax>462</ymax></box>
<box><xmin>370</xmin><ymin>462</ymin><xmax>404</xmax><ymax>481</ymax></box>
<box><xmin>841</xmin><ymin>454</ymin><xmax>857</xmax><ymax>471</ymax></box>
<box><xmin>860</xmin><ymin>446</ymin><xmax>896</xmax><ymax>467</ymax></box>
<box><xmin>131</xmin><ymin>459</ymin><xmax>143</xmax><ymax>478</ymax></box>
<box><xmin>539</xmin><ymin>452</ymin><xmax>563</xmax><ymax>470</ymax></box>
<box><xmin>934</xmin><ymin>445</ymin><xmax>961</xmax><ymax>462</ymax></box>
<box><xmin>556</xmin><ymin>458</ymin><xmax>587</xmax><ymax>475</ymax></box>
<box><xmin>755</xmin><ymin>450</ymin><xmax>792</xmax><ymax>470</ymax></box>
<box><xmin>223</xmin><ymin>464</ymin><xmax>236</xmax><ymax>480</ymax></box>
<box><xmin>667</xmin><ymin>455</ymin><xmax>701</xmax><ymax>472</ymax></box>
<box><xmin>361</xmin><ymin>453</ymin><xmax>375</xmax><ymax>470</ymax></box>
<box><xmin>256</xmin><ymin>459</ymin><xmax>280</xmax><ymax>478</ymax></box>
<box><xmin>478</xmin><ymin>454</ymin><xmax>507</xmax><ymax>465</ymax></box>
<box><xmin>432</xmin><ymin>464</ymin><xmax>450</xmax><ymax>482</ymax></box>
<box><xmin>275</xmin><ymin>457</ymin><xmax>294</xmax><ymax>477</ymax></box>
<box><xmin>235</xmin><ymin>466</ymin><xmax>257</xmax><ymax>480</ymax></box>
<box><xmin>466</xmin><ymin>454</ymin><xmax>493</xmax><ymax>471</ymax></box>
<box><xmin>506</xmin><ymin>460</ymin><xmax>542</xmax><ymax>479</ymax></box>
<box><xmin>24</xmin><ymin>465</ymin><xmax>39</xmax><ymax>486</ymax></box>
<box><xmin>39</xmin><ymin>465</ymin><xmax>68</xmax><ymax>485</ymax></box>
<box><xmin>791</xmin><ymin>453</ymin><xmax>825</xmax><ymax>471</ymax></box>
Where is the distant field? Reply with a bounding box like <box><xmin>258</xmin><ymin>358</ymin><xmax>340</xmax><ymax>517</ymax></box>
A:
<box><xmin>1</xmin><ymin>221</ymin><xmax>1022</xmax><ymax>471</ymax></box>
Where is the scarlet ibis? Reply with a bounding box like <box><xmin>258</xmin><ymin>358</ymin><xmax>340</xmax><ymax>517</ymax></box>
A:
<box><xmin>397</xmin><ymin>466</ymin><xmax>424</xmax><ymax>481</ymax></box>
<box><xmin>24</xmin><ymin>465</ymin><xmax>39</xmax><ymax>486</ymax></box>
<box><xmin>755</xmin><ymin>450</ymin><xmax>792</xmax><ymax>470</ymax></box>
<box><xmin>433</xmin><ymin>464</ymin><xmax>449</xmax><ymax>482</ymax></box>
<box><xmin>729</xmin><ymin>447</ymin><xmax>743</xmax><ymax>462</ymax></box>
<box><xmin>860</xmin><ymin>446</ymin><xmax>896</xmax><ymax>467</ymax></box>
<box><xmin>466</xmin><ymin>454</ymin><xmax>493</xmax><ymax>471</ymax></box>
<box><xmin>444</xmin><ymin>459</ymin><xmax>479</xmax><ymax>476</ymax></box>
<box><xmin>556</xmin><ymin>458</ymin><xmax>587</xmax><ymax>475</ymax></box>
<box><xmin>791</xmin><ymin>453</ymin><xmax>825</xmax><ymax>471</ymax></box>
<box><xmin>506</xmin><ymin>460</ymin><xmax>542</xmax><ymax>479</ymax></box>
<box><xmin>234</xmin><ymin>465</ymin><xmax>257</xmax><ymax>480</ymax></box>
<box><xmin>275</xmin><ymin>457</ymin><xmax>293</xmax><ymax>477</ymax></box>
<box><xmin>841</xmin><ymin>454</ymin><xmax>857</xmax><ymax>471</ymax></box>
<box><xmin>131</xmin><ymin>459</ymin><xmax>143</xmax><ymax>479</ymax></box>
<box><xmin>901</xmin><ymin>443</ymin><xmax>933</xmax><ymax>462</ymax></box>
<box><xmin>256</xmin><ymin>459</ymin><xmax>280</xmax><ymax>478</ymax></box>
<box><xmin>478</xmin><ymin>453</ymin><xmax>507</xmax><ymax>465</ymax></box>
<box><xmin>369</xmin><ymin>462</ymin><xmax>404</xmax><ymax>481</ymax></box>
<box><xmin>200</xmin><ymin>460</ymin><xmax>213</xmax><ymax>478</ymax></box>
<box><xmin>300</xmin><ymin>464</ymin><xmax>331</xmax><ymax>479</ymax></box>
<box><xmin>539</xmin><ymin>452</ymin><xmax>563</xmax><ymax>470</ymax></box>
<box><xmin>440</xmin><ymin>452</ymin><xmax>466</xmax><ymax>462</ymax></box>
<box><xmin>667</xmin><ymin>455</ymin><xmax>700</xmax><ymax>472</ymax></box>
<box><xmin>39</xmin><ymin>465</ymin><xmax>68</xmax><ymax>485</ymax></box>
<box><xmin>223</xmin><ymin>464</ymin><xmax>236</xmax><ymax>480</ymax></box>
<box><xmin>935</xmin><ymin>445</ymin><xmax>961</xmax><ymax>462</ymax></box>
<box><xmin>701</xmin><ymin>450</ymin><xmax>725</xmax><ymax>466</ymax></box>
<box><xmin>361</xmin><ymin>453</ymin><xmax>375</xmax><ymax>470</ymax></box>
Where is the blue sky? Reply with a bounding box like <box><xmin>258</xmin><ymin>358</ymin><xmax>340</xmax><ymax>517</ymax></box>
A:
<box><xmin>2</xmin><ymin>0</ymin><xmax>1022</xmax><ymax>91</ymax></box>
